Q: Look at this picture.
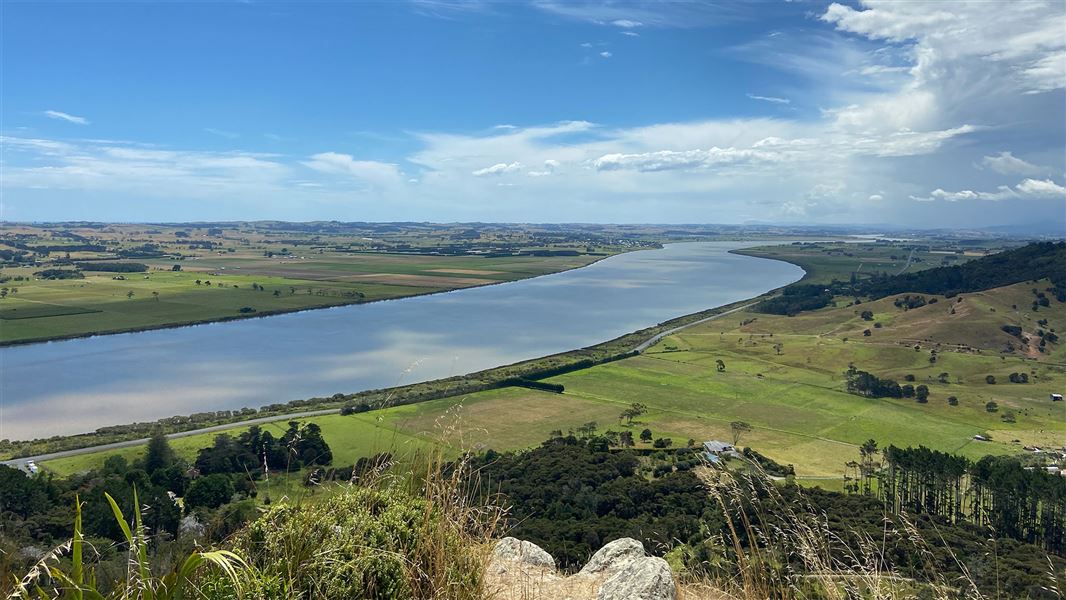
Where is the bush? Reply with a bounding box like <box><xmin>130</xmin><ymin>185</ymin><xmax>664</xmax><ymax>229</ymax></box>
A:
<box><xmin>224</xmin><ymin>485</ymin><xmax>487</xmax><ymax>599</ymax></box>
<box><xmin>185</xmin><ymin>473</ymin><xmax>235</xmax><ymax>509</ymax></box>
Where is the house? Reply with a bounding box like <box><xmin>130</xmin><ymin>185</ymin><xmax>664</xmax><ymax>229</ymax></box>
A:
<box><xmin>703</xmin><ymin>440</ymin><xmax>740</xmax><ymax>463</ymax></box>
<box><xmin>26</xmin><ymin>461</ymin><xmax>39</xmax><ymax>475</ymax></box>
<box><xmin>1051</xmin><ymin>393</ymin><xmax>1063</xmax><ymax>402</ymax></box>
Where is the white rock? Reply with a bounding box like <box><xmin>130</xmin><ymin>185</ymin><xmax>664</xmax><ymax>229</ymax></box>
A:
<box><xmin>597</xmin><ymin>556</ymin><xmax>676</xmax><ymax>600</ymax></box>
<box><xmin>579</xmin><ymin>537</ymin><xmax>646</xmax><ymax>576</ymax></box>
<box><xmin>489</xmin><ymin>537</ymin><xmax>556</xmax><ymax>574</ymax></box>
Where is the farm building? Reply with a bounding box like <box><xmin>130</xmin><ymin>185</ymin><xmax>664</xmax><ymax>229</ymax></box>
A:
<box><xmin>1051</xmin><ymin>393</ymin><xmax>1063</xmax><ymax>402</ymax></box>
<box><xmin>703</xmin><ymin>440</ymin><xmax>740</xmax><ymax>463</ymax></box>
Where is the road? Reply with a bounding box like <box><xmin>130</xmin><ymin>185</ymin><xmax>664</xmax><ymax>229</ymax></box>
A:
<box><xmin>633</xmin><ymin>302</ymin><xmax>758</xmax><ymax>353</ymax></box>
<box><xmin>6</xmin><ymin>301</ymin><xmax>758</xmax><ymax>472</ymax></box>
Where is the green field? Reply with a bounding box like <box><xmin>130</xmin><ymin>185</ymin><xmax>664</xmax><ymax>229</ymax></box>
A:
<box><xmin>735</xmin><ymin>241</ymin><xmax>993</xmax><ymax>284</ymax></box>
<box><xmin>42</xmin><ymin>279</ymin><xmax>1066</xmax><ymax>485</ymax></box>
<box><xmin>0</xmin><ymin>222</ymin><xmax>629</xmax><ymax>344</ymax></box>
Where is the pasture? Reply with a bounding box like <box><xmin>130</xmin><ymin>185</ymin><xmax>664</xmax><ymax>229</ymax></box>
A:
<box><xmin>0</xmin><ymin>247</ymin><xmax>608</xmax><ymax>344</ymax></box>
<box><xmin>38</xmin><ymin>276</ymin><xmax>1065</xmax><ymax>488</ymax></box>
<box><xmin>735</xmin><ymin>241</ymin><xmax>991</xmax><ymax>284</ymax></box>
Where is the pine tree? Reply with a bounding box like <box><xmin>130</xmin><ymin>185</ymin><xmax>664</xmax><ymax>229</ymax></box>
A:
<box><xmin>144</xmin><ymin>428</ymin><xmax>175</xmax><ymax>474</ymax></box>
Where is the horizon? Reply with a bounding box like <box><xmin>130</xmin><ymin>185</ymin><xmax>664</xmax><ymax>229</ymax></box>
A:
<box><xmin>2</xmin><ymin>1</ymin><xmax>1065</xmax><ymax>230</ymax></box>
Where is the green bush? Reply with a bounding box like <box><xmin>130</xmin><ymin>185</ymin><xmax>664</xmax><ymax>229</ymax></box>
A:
<box><xmin>219</xmin><ymin>485</ymin><xmax>485</xmax><ymax>600</ymax></box>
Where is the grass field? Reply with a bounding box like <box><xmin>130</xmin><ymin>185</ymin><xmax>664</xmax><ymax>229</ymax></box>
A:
<box><xmin>42</xmin><ymin>279</ymin><xmax>1066</xmax><ymax>487</ymax></box>
<box><xmin>734</xmin><ymin>241</ymin><xmax>994</xmax><ymax>284</ymax></box>
<box><xmin>0</xmin><ymin>249</ymin><xmax>611</xmax><ymax>344</ymax></box>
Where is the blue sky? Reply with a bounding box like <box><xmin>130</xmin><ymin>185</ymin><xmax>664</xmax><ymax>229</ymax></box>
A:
<box><xmin>2</xmin><ymin>1</ymin><xmax>1064</xmax><ymax>228</ymax></box>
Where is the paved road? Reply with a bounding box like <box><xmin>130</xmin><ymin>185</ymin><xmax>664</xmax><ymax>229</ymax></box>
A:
<box><xmin>633</xmin><ymin>302</ymin><xmax>758</xmax><ymax>353</ymax></box>
<box><xmin>3</xmin><ymin>408</ymin><xmax>340</xmax><ymax>471</ymax></box>
<box><xmin>6</xmin><ymin>301</ymin><xmax>759</xmax><ymax>472</ymax></box>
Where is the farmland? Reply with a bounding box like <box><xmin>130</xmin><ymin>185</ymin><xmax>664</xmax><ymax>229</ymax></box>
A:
<box><xmin>0</xmin><ymin>222</ymin><xmax>656</xmax><ymax>344</ymax></box>
<box><xmin>734</xmin><ymin>239</ymin><xmax>995</xmax><ymax>284</ymax></box>
<box><xmin>41</xmin><ymin>276</ymin><xmax>1066</xmax><ymax>488</ymax></box>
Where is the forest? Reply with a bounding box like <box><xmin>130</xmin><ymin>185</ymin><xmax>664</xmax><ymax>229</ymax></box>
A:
<box><xmin>462</xmin><ymin>435</ymin><xmax>1064</xmax><ymax>597</ymax></box>
<box><xmin>756</xmin><ymin>241</ymin><xmax>1066</xmax><ymax>315</ymax></box>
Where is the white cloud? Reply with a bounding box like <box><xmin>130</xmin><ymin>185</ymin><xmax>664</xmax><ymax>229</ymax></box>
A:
<box><xmin>580</xmin><ymin>42</ymin><xmax>593</xmax><ymax>48</ymax></box>
<box><xmin>979</xmin><ymin>151</ymin><xmax>1044</xmax><ymax>176</ymax></box>
<box><xmin>868</xmin><ymin>194</ymin><xmax>883</xmax><ymax>201</ymax></box>
<box><xmin>747</xmin><ymin>93</ymin><xmax>791</xmax><ymax>104</ymax></box>
<box><xmin>43</xmin><ymin>110</ymin><xmax>89</xmax><ymax>125</ymax></box>
<box><xmin>591</xmin><ymin>147</ymin><xmax>778</xmax><ymax>172</ymax></box>
<box><xmin>611</xmin><ymin>19</ymin><xmax>642</xmax><ymax>28</ymax></box>
<box><xmin>910</xmin><ymin>178</ymin><xmax>1066</xmax><ymax>202</ymax></box>
<box><xmin>599</xmin><ymin>51</ymin><xmax>612</xmax><ymax>58</ymax></box>
<box><xmin>621</xmin><ymin>31</ymin><xmax>640</xmax><ymax>37</ymax></box>
<box><xmin>471</xmin><ymin>161</ymin><xmax>523</xmax><ymax>176</ymax></box>
<box><xmin>303</xmin><ymin>152</ymin><xmax>405</xmax><ymax>188</ymax></box>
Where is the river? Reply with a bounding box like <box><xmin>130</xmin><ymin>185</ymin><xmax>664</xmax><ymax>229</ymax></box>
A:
<box><xmin>0</xmin><ymin>241</ymin><xmax>803</xmax><ymax>440</ymax></box>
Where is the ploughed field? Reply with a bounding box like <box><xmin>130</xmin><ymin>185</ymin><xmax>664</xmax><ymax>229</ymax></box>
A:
<box><xmin>42</xmin><ymin>279</ymin><xmax>1066</xmax><ymax>486</ymax></box>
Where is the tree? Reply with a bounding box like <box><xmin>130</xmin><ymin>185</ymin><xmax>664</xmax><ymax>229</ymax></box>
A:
<box><xmin>577</xmin><ymin>422</ymin><xmax>598</xmax><ymax>438</ymax></box>
<box><xmin>938</xmin><ymin>372</ymin><xmax>950</xmax><ymax>384</ymax></box>
<box><xmin>715</xmin><ymin>359</ymin><xmax>726</xmax><ymax>372</ymax></box>
<box><xmin>730</xmin><ymin>421</ymin><xmax>752</xmax><ymax>446</ymax></box>
<box><xmin>185</xmin><ymin>473</ymin><xmax>234</xmax><ymax>509</ymax></box>
<box><xmin>639</xmin><ymin>428</ymin><xmax>653</xmax><ymax>443</ymax></box>
<box><xmin>126</xmin><ymin>290</ymin><xmax>134</xmax><ymax>299</ymax></box>
<box><xmin>619</xmin><ymin>431</ymin><xmax>634</xmax><ymax>447</ymax></box>
<box><xmin>152</xmin><ymin>291</ymin><xmax>159</xmax><ymax>301</ymax></box>
<box><xmin>619</xmin><ymin>402</ymin><xmax>648</xmax><ymax>425</ymax></box>
<box><xmin>947</xmin><ymin>395</ymin><xmax>959</xmax><ymax>406</ymax></box>
<box><xmin>171</xmin><ymin>264</ymin><xmax>182</xmax><ymax>271</ymax></box>
<box><xmin>860</xmin><ymin>310</ymin><xmax>874</xmax><ymax>321</ymax></box>
<box><xmin>144</xmin><ymin>428</ymin><xmax>175</xmax><ymax>474</ymax></box>
<box><xmin>985</xmin><ymin>401</ymin><xmax>999</xmax><ymax>413</ymax></box>
<box><xmin>985</xmin><ymin>375</ymin><xmax>997</xmax><ymax>384</ymax></box>
<box><xmin>915</xmin><ymin>384</ymin><xmax>930</xmax><ymax>403</ymax></box>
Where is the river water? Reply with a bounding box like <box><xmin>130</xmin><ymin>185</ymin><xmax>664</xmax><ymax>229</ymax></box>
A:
<box><xmin>0</xmin><ymin>241</ymin><xmax>803</xmax><ymax>440</ymax></box>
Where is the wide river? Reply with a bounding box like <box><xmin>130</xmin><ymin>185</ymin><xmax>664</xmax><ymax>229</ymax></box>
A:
<box><xmin>0</xmin><ymin>242</ymin><xmax>803</xmax><ymax>440</ymax></box>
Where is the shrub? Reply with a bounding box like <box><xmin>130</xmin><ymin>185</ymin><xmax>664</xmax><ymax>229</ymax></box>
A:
<box><xmin>224</xmin><ymin>484</ymin><xmax>489</xmax><ymax>599</ymax></box>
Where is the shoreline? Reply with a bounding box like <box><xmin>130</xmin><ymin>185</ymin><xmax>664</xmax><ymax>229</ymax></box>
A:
<box><xmin>0</xmin><ymin>249</ymin><xmax>631</xmax><ymax>348</ymax></box>
<box><xmin>3</xmin><ymin>244</ymin><xmax>804</xmax><ymax>459</ymax></box>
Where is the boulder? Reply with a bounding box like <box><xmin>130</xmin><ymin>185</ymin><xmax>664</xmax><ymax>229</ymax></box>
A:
<box><xmin>597</xmin><ymin>557</ymin><xmax>676</xmax><ymax>600</ymax></box>
<box><xmin>578</xmin><ymin>537</ymin><xmax>646</xmax><ymax>577</ymax></box>
<box><xmin>488</xmin><ymin>537</ymin><xmax>556</xmax><ymax>575</ymax></box>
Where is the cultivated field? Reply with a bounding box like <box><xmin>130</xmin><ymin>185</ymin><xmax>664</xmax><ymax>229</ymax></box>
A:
<box><xmin>0</xmin><ymin>223</ymin><xmax>643</xmax><ymax>344</ymax></box>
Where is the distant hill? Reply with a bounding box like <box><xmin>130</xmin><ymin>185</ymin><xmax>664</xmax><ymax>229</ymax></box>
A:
<box><xmin>849</xmin><ymin>241</ymin><xmax>1065</xmax><ymax>300</ymax></box>
<box><xmin>758</xmin><ymin>242</ymin><xmax>1066</xmax><ymax>316</ymax></box>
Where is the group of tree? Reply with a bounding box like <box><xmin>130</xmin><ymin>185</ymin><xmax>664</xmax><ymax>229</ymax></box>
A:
<box><xmin>0</xmin><ymin>421</ymin><xmax>333</xmax><ymax>585</ymax></box>
<box><xmin>874</xmin><ymin>445</ymin><xmax>1065</xmax><ymax>555</ymax></box>
<box><xmin>76</xmin><ymin>261</ymin><xmax>149</xmax><ymax>272</ymax></box>
<box><xmin>756</xmin><ymin>242</ymin><xmax>1066</xmax><ymax>316</ymax></box>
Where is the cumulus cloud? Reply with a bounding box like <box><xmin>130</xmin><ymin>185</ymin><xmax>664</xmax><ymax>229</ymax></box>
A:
<box><xmin>979</xmin><ymin>151</ymin><xmax>1044</xmax><ymax>176</ymax></box>
<box><xmin>471</xmin><ymin>161</ymin><xmax>523</xmax><ymax>176</ymax></box>
<box><xmin>599</xmin><ymin>51</ymin><xmax>612</xmax><ymax>58</ymax></box>
<box><xmin>591</xmin><ymin>147</ymin><xmax>778</xmax><ymax>172</ymax></box>
<box><xmin>910</xmin><ymin>178</ymin><xmax>1066</xmax><ymax>202</ymax></box>
<box><xmin>43</xmin><ymin>110</ymin><xmax>89</xmax><ymax>125</ymax></box>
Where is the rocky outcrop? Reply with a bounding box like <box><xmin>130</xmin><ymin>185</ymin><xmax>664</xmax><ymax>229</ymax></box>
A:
<box><xmin>485</xmin><ymin>537</ymin><xmax>677</xmax><ymax>600</ymax></box>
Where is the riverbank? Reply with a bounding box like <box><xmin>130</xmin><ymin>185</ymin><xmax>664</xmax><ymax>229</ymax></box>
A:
<box><xmin>3</xmin><ymin>298</ymin><xmax>768</xmax><ymax>470</ymax></box>
<box><xmin>0</xmin><ymin>250</ymin><xmax>627</xmax><ymax>347</ymax></box>
<box><xmin>1</xmin><ymin>242</ymin><xmax>805</xmax><ymax>451</ymax></box>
